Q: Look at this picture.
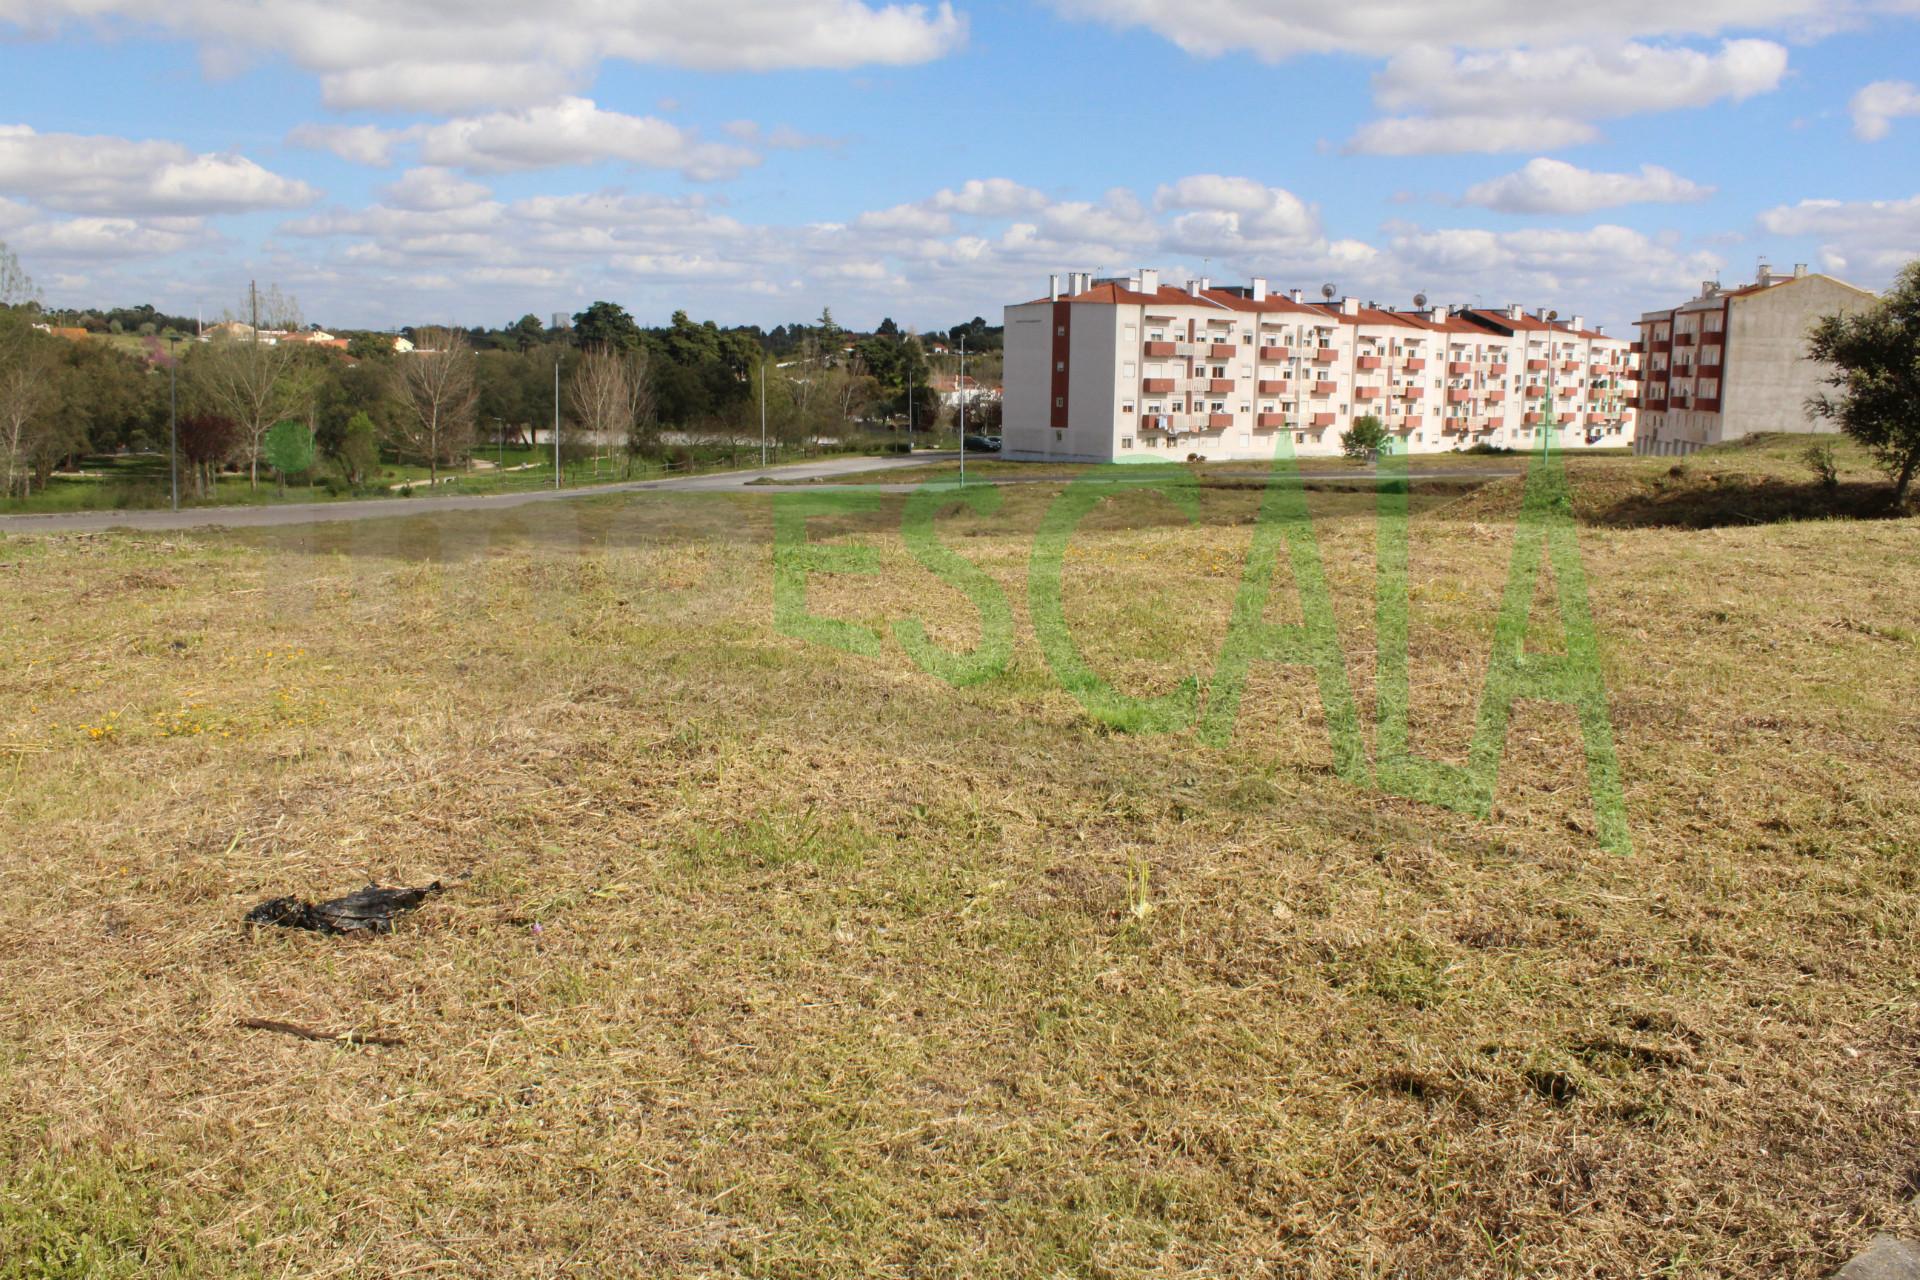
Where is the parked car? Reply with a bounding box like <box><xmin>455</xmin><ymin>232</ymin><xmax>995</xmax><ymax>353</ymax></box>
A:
<box><xmin>963</xmin><ymin>434</ymin><xmax>1001</xmax><ymax>452</ymax></box>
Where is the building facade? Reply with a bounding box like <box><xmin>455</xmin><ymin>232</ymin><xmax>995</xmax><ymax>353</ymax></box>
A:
<box><xmin>1632</xmin><ymin>265</ymin><xmax>1878</xmax><ymax>456</ymax></box>
<box><xmin>1004</xmin><ymin>270</ymin><xmax>1638</xmax><ymax>463</ymax></box>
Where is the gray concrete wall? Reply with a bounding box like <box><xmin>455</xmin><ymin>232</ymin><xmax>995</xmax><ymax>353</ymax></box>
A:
<box><xmin>1722</xmin><ymin>276</ymin><xmax>1877</xmax><ymax>440</ymax></box>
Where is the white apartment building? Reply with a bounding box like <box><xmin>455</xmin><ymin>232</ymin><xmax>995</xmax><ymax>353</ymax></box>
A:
<box><xmin>1003</xmin><ymin>270</ymin><xmax>1638</xmax><ymax>463</ymax></box>
<box><xmin>1633</xmin><ymin>264</ymin><xmax>1878</xmax><ymax>456</ymax></box>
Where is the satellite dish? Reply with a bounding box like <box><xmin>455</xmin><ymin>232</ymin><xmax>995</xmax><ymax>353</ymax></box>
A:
<box><xmin>1321</xmin><ymin>283</ymin><xmax>1336</xmax><ymax>301</ymax></box>
<box><xmin>1413</xmin><ymin>292</ymin><xmax>1428</xmax><ymax>308</ymax></box>
<box><xmin>1547</xmin><ymin>309</ymin><xmax>1559</xmax><ymax>321</ymax></box>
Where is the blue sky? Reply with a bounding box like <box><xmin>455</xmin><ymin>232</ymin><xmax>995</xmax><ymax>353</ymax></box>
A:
<box><xmin>2</xmin><ymin>0</ymin><xmax>1917</xmax><ymax>334</ymax></box>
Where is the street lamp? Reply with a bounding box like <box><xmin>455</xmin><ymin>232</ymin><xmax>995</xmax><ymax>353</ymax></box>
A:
<box><xmin>958</xmin><ymin>334</ymin><xmax>967</xmax><ymax>489</ymax></box>
<box><xmin>553</xmin><ymin>352</ymin><xmax>562</xmax><ymax>490</ymax></box>
<box><xmin>168</xmin><ymin>335</ymin><xmax>178</xmax><ymax>511</ymax></box>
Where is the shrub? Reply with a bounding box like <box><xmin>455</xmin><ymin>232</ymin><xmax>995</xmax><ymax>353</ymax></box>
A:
<box><xmin>1803</xmin><ymin>440</ymin><xmax>1840</xmax><ymax>491</ymax></box>
<box><xmin>1341</xmin><ymin>415</ymin><xmax>1387</xmax><ymax>459</ymax></box>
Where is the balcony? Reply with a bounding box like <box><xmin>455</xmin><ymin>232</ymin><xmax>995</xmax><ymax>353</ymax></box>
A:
<box><xmin>1208</xmin><ymin>343</ymin><xmax>1237</xmax><ymax>359</ymax></box>
<box><xmin>1311</xmin><ymin>412</ymin><xmax>1335</xmax><ymax>427</ymax></box>
<box><xmin>1258</xmin><ymin>379</ymin><xmax>1288</xmax><ymax>395</ymax></box>
<box><xmin>1693</xmin><ymin>397</ymin><xmax>1720</xmax><ymax>412</ymax></box>
<box><xmin>1207</xmin><ymin>378</ymin><xmax>1235</xmax><ymax>393</ymax></box>
<box><xmin>1142</xmin><ymin>378</ymin><xmax>1175</xmax><ymax>394</ymax></box>
<box><xmin>1524</xmin><ymin>412</ymin><xmax>1542</xmax><ymax>425</ymax></box>
<box><xmin>1630</xmin><ymin>341</ymin><xmax>1645</xmax><ymax>354</ymax></box>
<box><xmin>1404</xmin><ymin>357</ymin><xmax>1426</xmax><ymax>371</ymax></box>
<box><xmin>1527</xmin><ymin>359</ymin><xmax>1548</xmax><ymax>371</ymax></box>
<box><xmin>1312</xmin><ymin>348</ymin><xmax>1339</xmax><ymax>364</ymax></box>
<box><xmin>1400</xmin><ymin>415</ymin><xmax>1423</xmax><ymax>429</ymax></box>
<box><xmin>1650</xmin><ymin>339</ymin><xmax>1671</xmax><ymax>353</ymax></box>
<box><xmin>1256</xmin><ymin>412</ymin><xmax>1288</xmax><ymax>429</ymax></box>
<box><xmin>1207</xmin><ymin>413</ymin><xmax>1234</xmax><ymax>428</ymax></box>
<box><xmin>1312</xmin><ymin>380</ymin><xmax>1337</xmax><ymax>396</ymax></box>
<box><xmin>1400</xmin><ymin>386</ymin><xmax>1425</xmax><ymax>399</ymax></box>
<box><xmin>1356</xmin><ymin>355</ymin><xmax>1382</xmax><ymax>371</ymax></box>
<box><xmin>1486</xmin><ymin>389</ymin><xmax>1505</xmax><ymax>403</ymax></box>
<box><xmin>1585</xmin><ymin>413</ymin><xmax>1604</xmax><ymax>425</ymax></box>
<box><xmin>1670</xmin><ymin>394</ymin><xmax>1690</xmax><ymax>409</ymax></box>
<box><xmin>1446</xmin><ymin>389</ymin><xmax>1471</xmax><ymax>403</ymax></box>
<box><xmin>1448</xmin><ymin>361</ymin><xmax>1471</xmax><ymax>375</ymax></box>
<box><xmin>1701</xmin><ymin>331</ymin><xmax>1724</xmax><ymax>346</ymax></box>
<box><xmin>1674</xmin><ymin>333</ymin><xmax>1695</xmax><ymax>347</ymax></box>
<box><xmin>1355</xmin><ymin>386</ymin><xmax>1382</xmax><ymax>400</ymax></box>
<box><xmin>1143</xmin><ymin>341</ymin><xmax>1175</xmax><ymax>357</ymax></box>
<box><xmin>1259</xmin><ymin>346</ymin><xmax>1291</xmax><ymax>361</ymax></box>
<box><xmin>1524</xmin><ymin>385</ymin><xmax>1546</xmax><ymax>398</ymax></box>
<box><xmin>1487</xmin><ymin>364</ymin><xmax>1507</xmax><ymax>377</ymax></box>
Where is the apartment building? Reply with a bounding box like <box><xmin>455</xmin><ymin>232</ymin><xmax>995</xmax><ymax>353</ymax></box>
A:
<box><xmin>1003</xmin><ymin>270</ymin><xmax>1637</xmax><ymax>463</ymax></box>
<box><xmin>1633</xmin><ymin>264</ymin><xmax>1878</xmax><ymax>456</ymax></box>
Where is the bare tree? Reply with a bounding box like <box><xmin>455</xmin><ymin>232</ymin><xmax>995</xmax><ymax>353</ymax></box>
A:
<box><xmin>190</xmin><ymin>335</ymin><xmax>304</xmax><ymax>489</ymax></box>
<box><xmin>389</xmin><ymin>327</ymin><xmax>477</xmax><ymax>484</ymax></box>
<box><xmin>0</xmin><ymin>241</ymin><xmax>37</xmax><ymax>309</ymax></box>
<box><xmin>835</xmin><ymin>350</ymin><xmax>876</xmax><ymax>426</ymax></box>
<box><xmin>567</xmin><ymin>344</ymin><xmax>656</xmax><ymax>477</ymax></box>
<box><xmin>0</xmin><ymin>320</ymin><xmax>61</xmax><ymax>498</ymax></box>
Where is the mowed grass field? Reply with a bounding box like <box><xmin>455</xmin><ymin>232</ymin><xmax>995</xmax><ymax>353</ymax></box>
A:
<box><xmin>1</xmin><ymin>439</ymin><xmax>1916</xmax><ymax>1277</ymax></box>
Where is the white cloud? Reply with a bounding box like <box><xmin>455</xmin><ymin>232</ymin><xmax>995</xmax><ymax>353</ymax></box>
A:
<box><xmin>416</xmin><ymin>98</ymin><xmax>759</xmax><ymax>181</ymax></box>
<box><xmin>930</xmin><ymin>179</ymin><xmax>1050</xmax><ymax>218</ymax></box>
<box><xmin>379</xmin><ymin>168</ymin><xmax>493</xmax><ymax>213</ymax></box>
<box><xmin>0</xmin><ymin>124</ymin><xmax>316</xmax><ymax>215</ymax></box>
<box><xmin>1348</xmin><ymin>40</ymin><xmax>1787</xmax><ymax>155</ymax></box>
<box><xmin>1</xmin><ymin>0</ymin><xmax>966</xmax><ymax>111</ymax></box>
<box><xmin>1045</xmin><ymin>0</ymin><xmax>1899</xmax><ymax>59</ymax></box>
<box><xmin>1347</xmin><ymin>116</ymin><xmax>1601</xmax><ymax>156</ymax></box>
<box><xmin>1462</xmin><ymin>159</ymin><xmax>1714</xmax><ymax>214</ymax></box>
<box><xmin>8</xmin><ymin>216</ymin><xmax>204</xmax><ymax>258</ymax></box>
<box><xmin>1375</xmin><ymin>40</ymin><xmax>1788</xmax><ymax>118</ymax></box>
<box><xmin>1758</xmin><ymin>195</ymin><xmax>1920</xmax><ymax>280</ymax></box>
<box><xmin>1851</xmin><ymin>79</ymin><xmax>1920</xmax><ymax>140</ymax></box>
<box><xmin>287</xmin><ymin>123</ymin><xmax>399</xmax><ymax>167</ymax></box>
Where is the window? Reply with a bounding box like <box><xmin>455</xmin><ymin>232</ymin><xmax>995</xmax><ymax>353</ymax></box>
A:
<box><xmin>1242</xmin><ymin>334</ymin><xmax>1253</xmax><ymax>345</ymax></box>
<box><xmin>1120</xmin><ymin>436</ymin><xmax>1134</xmax><ymax>449</ymax></box>
<box><xmin>1055</xmin><ymin>360</ymin><xmax>1065</xmax><ymax>372</ymax></box>
<box><xmin>1122</xmin><ymin>402</ymin><xmax>1135</xmax><ymax>414</ymax></box>
<box><xmin>1211</xmin><ymin>401</ymin><xmax>1226</xmax><ymax>412</ymax></box>
<box><xmin>1146</xmin><ymin>403</ymin><xmax>1162</xmax><ymax>414</ymax></box>
<box><xmin>1123</xmin><ymin>361</ymin><xmax>1136</xmax><ymax>378</ymax></box>
<box><xmin>1212</xmin><ymin>365</ymin><xmax>1227</xmax><ymax>377</ymax></box>
<box><xmin>1056</xmin><ymin>325</ymin><xmax>1066</xmax><ymax>337</ymax></box>
<box><xmin>1054</xmin><ymin>396</ymin><xmax>1064</xmax><ymax>408</ymax></box>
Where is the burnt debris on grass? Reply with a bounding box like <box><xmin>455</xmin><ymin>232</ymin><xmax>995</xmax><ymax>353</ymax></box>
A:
<box><xmin>244</xmin><ymin>881</ymin><xmax>444</xmax><ymax>935</ymax></box>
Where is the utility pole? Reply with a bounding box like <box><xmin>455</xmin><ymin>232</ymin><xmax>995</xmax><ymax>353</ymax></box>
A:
<box><xmin>760</xmin><ymin>346</ymin><xmax>769</xmax><ymax>469</ymax></box>
<box><xmin>553</xmin><ymin>353</ymin><xmax>562</xmax><ymax>489</ymax></box>
<box><xmin>249</xmin><ymin>279</ymin><xmax>257</xmax><ymax>345</ymax></box>
<box><xmin>168</xmin><ymin>335</ymin><xmax>179</xmax><ymax>511</ymax></box>
<box><xmin>958</xmin><ymin>334</ymin><xmax>967</xmax><ymax>489</ymax></box>
<box><xmin>906</xmin><ymin>371</ymin><xmax>913</xmax><ymax>451</ymax></box>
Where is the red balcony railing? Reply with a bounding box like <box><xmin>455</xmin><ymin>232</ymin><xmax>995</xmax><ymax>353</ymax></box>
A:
<box><xmin>1674</xmin><ymin>333</ymin><xmax>1695</xmax><ymax>347</ymax></box>
<box><xmin>1312</xmin><ymin>380</ymin><xmax>1337</xmax><ymax>396</ymax></box>
<box><xmin>1256</xmin><ymin>412</ymin><xmax>1287</xmax><ymax>428</ymax></box>
<box><xmin>1208</xmin><ymin>344</ymin><xmax>1237</xmax><ymax>359</ymax></box>
<box><xmin>1356</xmin><ymin>386</ymin><xmax>1381</xmax><ymax>400</ymax></box>
<box><xmin>1404</xmin><ymin>357</ymin><xmax>1426</xmax><ymax>371</ymax></box>
<box><xmin>1311</xmin><ymin>412</ymin><xmax>1335</xmax><ymax>427</ymax></box>
<box><xmin>1356</xmin><ymin>355</ymin><xmax>1382</xmax><ymax>370</ymax></box>
<box><xmin>1142</xmin><ymin>378</ymin><xmax>1175</xmax><ymax>393</ymax></box>
<box><xmin>1527</xmin><ymin>358</ymin><xmax>1548</xmax><ymax>371</ymax></box>
<box><xmin>1207</xmin><ymin>378</ymin><xmax>1235</xmax><ymax>393</ymax></box>
<box><xmin>1313</xmin><ymin>348</ymin><xmax>1338</xmax><ymax>364</ymax></box>
<box><xmin>1143</xmin><ymin>341</ymin><xmax>1175</xmax><ymax>357</ymax></box>
<box><xmin>1487</xmin><ymin>364</ymin><xmax>1507</xmax><ymax>377</ymax></box>
<box><xmin>1259</xmin><ymin>346</ymin><xmax>1290</xmax><ymax>361</ymax></box>
<box><xmin>1401</xmin><ymin>386</ymin><xmax>1425</xmax><ymax>399</ymax></box>
<box><xmin>1257</xmin><ymin>379</ymin><xmax>1287</xmax><ymax>394</ymax></box>
<box><xmin>1446</xmin><ymin>389</ymin><xmax>1471</xmax><ymax>403</ymax></box>
<box><xmin>1448</xmin><ymin>361</ymin><xmax>1471</xmax><ymax>375</ymax></box>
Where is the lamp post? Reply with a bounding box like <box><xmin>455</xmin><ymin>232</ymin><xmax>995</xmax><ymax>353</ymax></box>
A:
<box><xmin>760</xmin><ymin>344</ymin><xmax>769</xmax><ymax>470</ymax></box>
<box><xmin>553</xmin><ymin>352</ymin><xmax>562</xmax><ymax>490</ymax></box>
<box><xmin>958</xmin><ymin>334</ymin><xmax>966</xmax><ymax>489</ymax></box>
<box><xmin>167</xmin><ymin>335</ymin><xmax>179</xmax><ymax>511</ymax></box>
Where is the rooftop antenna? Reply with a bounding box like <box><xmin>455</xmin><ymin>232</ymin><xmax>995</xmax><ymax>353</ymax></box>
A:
<box><xmin>1321</xmin><ymin>283</ymin><xmax>1336</xmax><ymax>301</ymax></box>
<box><xmin>1412</xmin><ymin>292</ymin><xmax>1428</xmax><ymax>309</ymax></box>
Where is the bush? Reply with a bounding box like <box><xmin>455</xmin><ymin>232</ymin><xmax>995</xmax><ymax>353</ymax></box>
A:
<box><xmin>1803</xmin><ymin>440</ymin><xmax>1840</xmax><ymax>491</ymax></box>
<box><xmin>1341</xmin><ymin>415</ymin><xmax>1387</xmax><ymax>459</ymax></box>
<box><xmin>1464</xmin><ymin>442</ymin><xmax>1517</xmax><ymax>456</ymax></box>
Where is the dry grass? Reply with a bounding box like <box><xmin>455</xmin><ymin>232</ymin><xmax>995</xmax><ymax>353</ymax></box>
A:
<box><xmin>1</xmin><ymin>448</ymin><xmax>1917</xmax><ymax>1277</ymax></box>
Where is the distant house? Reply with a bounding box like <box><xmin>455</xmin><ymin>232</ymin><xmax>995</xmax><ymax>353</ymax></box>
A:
<box><xmin>391</xmin><ymin>335</ymin><xmax>415</xmax><ymax>354</ymax></box>
<box><xmin>31</xmin><ymin>324</ymin><xmax>90</xmax><ymax>342</ymax></box>
<box><xmin>929</xmin><ymin>374</ymin><xmax>1002</xmax><ymax>409</ymax></box>
<box><xmin>206</xmin><ymin>320</ymin><xmax>256</xmax><ymax>342</ymax></box>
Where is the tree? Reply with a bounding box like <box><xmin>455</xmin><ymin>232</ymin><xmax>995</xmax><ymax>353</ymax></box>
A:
<box><xmin>0</xmin><ymin>312</ymin><xmax>61</xmax><ymax>498</ymax></box>
<box><xmin>176</xmin><ymin>413</ymin><xmax>239</xmax><ymax>497</ymax></box>
<box><xmin>264</xmin><ymin>420</ymin><xmax>317</xmax><ymax>491</ymax></box>
<box><xmin>190</xmin><ymin>306</ymin><xmax>309</xmax><ymax>489</ymax></box>
<box><xmin>572</xmin><ymin>301</ymin><xmax>642</xmax><ymax>352</ymax></box>
<box><xmin>336</xmin><ymin>411</ymin><xmax>380</xmax><ymax>487</ymax></box>
<box><xmin>508</xmin><ymin>313</ymin><xmax>545</xmax><ymax>352</ymax></box>
<box><xmin>0</xmin><ymin>240</ymin><xmax>37</xmax><ymax>308</ymax></box>
<box><xmin>388</xmin><ymin>327</ymin><xmax>477</xmax><ymax>484</ymax></box>
<box><xmin>1341</xmin><ymin>414</ymin><xmax>1387</xmax><ymax>459</ymax></box>
<box><xmin>567</xmin><ymin>345</ymin><xmax>657</xmax><ymax>476</ymax></box>
<box><xmin>1807</xmin><ymin>260</ymin><xmax>1920</xmax><ymax>505</ymax></box>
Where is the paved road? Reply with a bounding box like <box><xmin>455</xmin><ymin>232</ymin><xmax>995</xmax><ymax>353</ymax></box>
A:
<box><xmin>0</xmin><ymin>453</ymin><xmax>957</xmax><ymax>535</ymax></box>
<box><xmin>0</xmin><ymin>453</ymin><xmax>1523</xmax><ymax>535</ymax></box>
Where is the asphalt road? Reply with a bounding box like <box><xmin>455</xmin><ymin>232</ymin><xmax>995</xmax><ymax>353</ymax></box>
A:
<box><xmin>0</xmin><ymin>452</ymin><xmax>957</xmax><ymax>535</ymax></box>
<box><xmin>0</xmin><ymin>453</ymin><xmax>1524</xmax><ymax>535</ymax></box>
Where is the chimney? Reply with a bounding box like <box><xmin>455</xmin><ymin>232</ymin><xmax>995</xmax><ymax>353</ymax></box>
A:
<box><xmin>1757</xmin><ymin>261</ymin><xmax>1773</xmax><ymax>287</ymax></box>
<box><xmin>1049</xmin><ymin>274</ymin><xmax>1061</xmax><ymax>301</ymax></box>
<box><xmin>1506</xmin><ymin>303</ymin><xmax>1523</xmax><ymax>320</ymax></box>
<box><xmin>1702</xmin><ymin>280</ymin><xmax>1718</xmax><ymax>297</ymax></box>
<box><xmin>1251</xmin><ymin>277</ymin><xmax>1267</xmax><ymax>303</ymax></box>
<box><xmin>1186</xmin><ymin>279</ymin><xmax>1204</xmax><ymax>296</ymax></box>
<box><xmin>1138</xmin><ymin>268</ymin><xmax>1159</xmax><ymax>293</ymax></box>
<box><xmin>1289</xmin><ymin>288</ymin><xmax>1304</xmax><ymax>304</ymax></box>
<box><xmin>1341</xmin><ymin>296</ymin><xmax>1360</xmax><ymax>316</ymax></box>
<box><xmin>1428</xmin><ymin>306</ymin><xmax>1446</xmax><ymax>324</ymax></box>
<box><xmin>1793</xmin><ymin>263</ymin><xmax>1808</xmax><ymax>279</ymax></box>
<box><xmin>1571</xmin><ymin>315</ymin><xmax>1585</xmax><ymax>333</ymax></box>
